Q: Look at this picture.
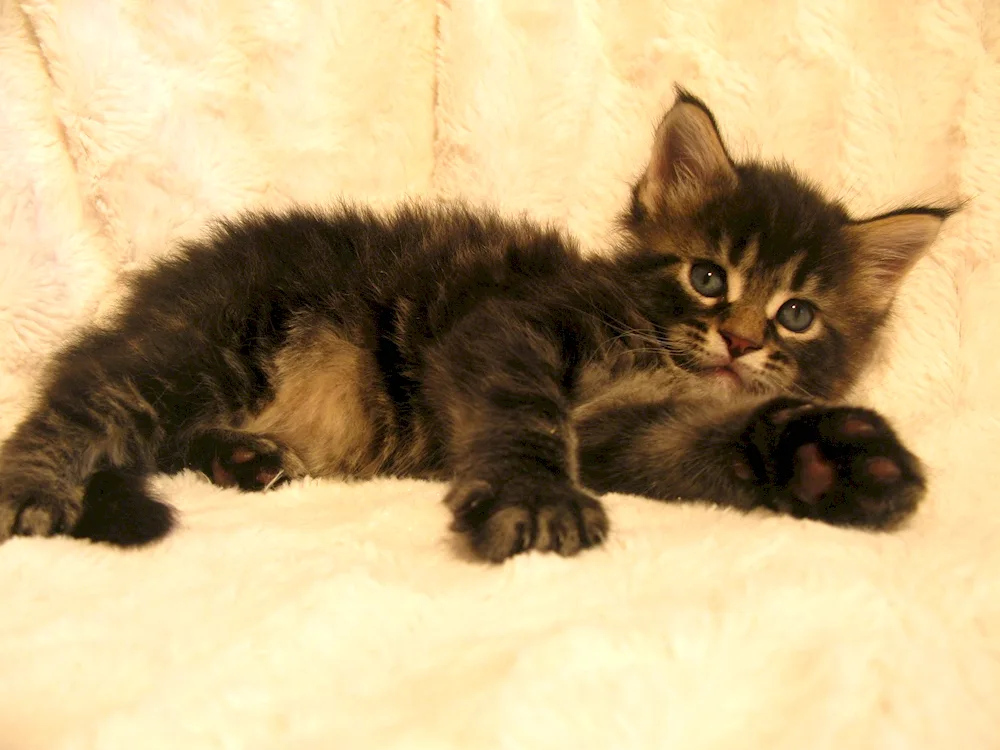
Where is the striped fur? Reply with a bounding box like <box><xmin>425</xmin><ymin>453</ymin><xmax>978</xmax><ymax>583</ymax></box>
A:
<box><xmin>0</xmin><ymin>89</ymin><xmax>954</xmax><ymax>561</ymax></box>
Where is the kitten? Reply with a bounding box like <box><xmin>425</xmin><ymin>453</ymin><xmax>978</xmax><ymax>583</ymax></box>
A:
<box><xmin>0</xmin><ymin>89</ymin><xmax>953</xmax><ymax>562</ymax></box>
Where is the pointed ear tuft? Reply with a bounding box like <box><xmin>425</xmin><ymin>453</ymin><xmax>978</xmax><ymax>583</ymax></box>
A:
<box><xmin>636</xmin><ymin>89</ymin><xmax>738</xmax><ymax>217</ymax></box>
<box><xmin>845</xmin><ymin>208</ymin><xmax>954</xmax><ymax>310</ymax></box>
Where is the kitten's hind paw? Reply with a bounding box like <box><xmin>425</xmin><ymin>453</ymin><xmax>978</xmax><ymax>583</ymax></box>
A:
<box><xmin>0</xmin><ymin>471</ymin><xmax>175</xmax><ymax>547</ymax></box>
<box><xmin>740</xmin><ymin>403</ymin><xmax>925</xmax><ymax>530</ymax></box>
<box><xmin>73</xmin><ymin>469</ymin><xmax>176</xmax><ymax>546</ymax></box>
<box><xmin>187</xmin><ymin>429</ymin><xmax>306</xmax><ymax>492</ymax></box>
<box><xmin>446</xmin><ymin>478</ymin><xmax>609</xmax><ymax>562</ymax></box>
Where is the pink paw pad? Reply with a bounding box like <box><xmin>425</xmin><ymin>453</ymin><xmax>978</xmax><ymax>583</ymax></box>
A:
<box><xmin>732</xmin><ymin>460</ymin><xmax>753</xmax><ymax>481</ymax></box>
<box><xmin>230</xmin><ymin>447</ymin><xmax>257</xmax><ymax>463</ymax></box>
<box><xmin>790</xmin><ymin>443</ymin><xmax>835</xmax><ymax>503</ymax></box>
<box><xmin>210</xmin><ymin>457</ymin><xmax>237</xmax><ymax>488</ymax></box>
<box><xmin>255</xmin><ymin>468</ymin><xmax>281</xmax><ymax>487</ymax></box>
<box><xmin>841</xmin><ymin>417</ymin><xmax>878</xmax><ymax>437</ymax></box>
<box><xmin>865</xmin><ymin>457</ymin><xmax>901</xmax><ymax>483</ymax></box>
<box><xmin>771</xmin><ymin>405</ymin><xmax>815</xmax><ymax>426</ymax></box>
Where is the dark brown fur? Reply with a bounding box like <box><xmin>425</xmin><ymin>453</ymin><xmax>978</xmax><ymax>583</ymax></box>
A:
<box><xmin>0</xmin><ymin>89</ymin><xmax>954</xmax><ymax>561</ymax></box>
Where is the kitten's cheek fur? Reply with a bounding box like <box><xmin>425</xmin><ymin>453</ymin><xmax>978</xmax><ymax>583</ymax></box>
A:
<box><xmin>446</xmin><ymin>478</ymin><xmax>609</xmax><ymax>562</ymax></box>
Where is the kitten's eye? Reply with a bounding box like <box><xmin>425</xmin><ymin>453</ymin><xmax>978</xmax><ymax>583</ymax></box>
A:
<box><xmin>689</xmin><ymin>262</ymin><xmax>727</xmax><ymax>298</ymax></box>
<box><xmin>776</xmin><ymin>299</ymin><xmax>815</xmax><ymax>332</ymax></box>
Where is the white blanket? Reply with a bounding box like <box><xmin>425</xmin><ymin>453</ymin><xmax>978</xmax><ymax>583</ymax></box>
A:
<box><xmin>2</xmin><ymin>1</ymin><xmax>999</xmax><ymax>747</ymax></box>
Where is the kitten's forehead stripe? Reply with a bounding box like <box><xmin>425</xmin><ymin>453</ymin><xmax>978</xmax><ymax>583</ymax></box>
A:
<box><xmin>792</xmin><ymin>274</ymin><xmax>823</xmax><ymax>303</ymax></box>
<box><xmin>765</xmin><ymin>291</ymin><xmax>791</xmax><ymax>319</ymax></box>
<box><xmin>725</xmin><ymin>232</ymin><xmax>755</xmax><ymax>267</ymax></box>
<box><xmin>633</xmin><ymin>253</ymin><xmax>682</xmax><ymax>273</ymax></box>
<box><xmin>790</xmin><ymin>254</ymin><xmax>815</xmax><ymax>291</ymax></box>
<box><xmin>718</xmin><ymin>233</ymin><xmax>733</xmax><ymax>262</ymax></box>
<box><xmin>699</xmin><ymin>163</ymin><xmax>852</xmax><ymax>279</ymax></box>
<box><xmin>735</xmin><ymin>236</ymin><xmax>760</xmax><ymax>272</ymax></box>
<box><xmin>727</xmin><ymin>269</ymin><xmax>743</xmax><ymax>302</ymax></box>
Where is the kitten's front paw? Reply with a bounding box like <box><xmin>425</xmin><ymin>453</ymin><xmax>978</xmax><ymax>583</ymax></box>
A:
<box><xmin>446</xmin><ymin>478</ymin><xmax>609</xmax><ymax>563</ymax></box>
<box><xmin>739</xmin><ymin>403</ymin><xmax>925</xmax><ymax>530</ymax></box>
<box><xmin>188</xmin><ymin>430</ymin><xmax>306</xmax><ymax>492</ymax></box>
<box><xmin>0</xmin><ymin>480</ymin><xmax>83</xmax><ymax>542</ymax></box>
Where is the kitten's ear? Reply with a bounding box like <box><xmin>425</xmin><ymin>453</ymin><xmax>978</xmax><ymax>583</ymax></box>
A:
<box><xmin>845</xmin><ymin>208</ymin><xmax>953</xmax><ymax>310</ymax></box>
<box><xmin>636</xmin><ymin>88</ymin><xmax>738</xmax><ymax>217</ymax></box>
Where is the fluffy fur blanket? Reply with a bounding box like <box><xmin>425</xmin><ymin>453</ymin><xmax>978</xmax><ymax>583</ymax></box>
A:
<box><xmin>2</xmin><ymin>1</ymin><xmax>999</xmax><ymax>747</ymax></box>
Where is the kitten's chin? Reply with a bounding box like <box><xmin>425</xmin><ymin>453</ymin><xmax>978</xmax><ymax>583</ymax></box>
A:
<box><xmin>674</xmin><ymin>354</ymin><xmax>771</xmax><ymax>396</ymax></box>
<box><xmin>698</xmin><ymin>365</ymin><xmax>781</xmax><ymax>399</ymax></box>
<box><xmin>703</xmin><ymin>366</ymin><xmax>743</xmax><ymax>389</ymax></box>
<box><xmin>680</xmin><ymin>365</ymin><xmax>748</xmax><ymax>397</ymax></box>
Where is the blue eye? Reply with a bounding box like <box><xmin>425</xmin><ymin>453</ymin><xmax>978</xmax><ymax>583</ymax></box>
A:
<box><xmin>689</xmin><ymin>262</ymin><xmax>727</xmax><ymax>298</ymax></box>
<box><xmin>776</xmin><ymin>299</ymin><xmax>815</xmax><ymax>332</ymax></box>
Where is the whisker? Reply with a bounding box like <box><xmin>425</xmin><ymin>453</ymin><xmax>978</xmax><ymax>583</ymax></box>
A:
<box><xmin>262</xmin><ymin>470</ymin><xmax>285</xmax><ymax>492</ymax></box>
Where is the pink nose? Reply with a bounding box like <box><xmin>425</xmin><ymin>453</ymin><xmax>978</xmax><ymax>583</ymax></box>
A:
<box><xmin>720</xmin><ymin>330</ymin><xmax>761</xmax><ymax>358</ymax></box>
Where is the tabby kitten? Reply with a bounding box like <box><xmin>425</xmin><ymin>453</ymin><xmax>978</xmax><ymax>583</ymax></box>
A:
<box><xmin>0</xmin><ymin>89</ymin><xmax>952</xmax><ymax>562</ymax></box>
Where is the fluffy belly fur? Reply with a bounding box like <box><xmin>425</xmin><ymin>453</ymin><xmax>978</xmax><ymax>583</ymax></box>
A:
<box><xmin>242</xmin><ymin>323</ymin><xmax>383</xmax><ymax>478</ymax></box>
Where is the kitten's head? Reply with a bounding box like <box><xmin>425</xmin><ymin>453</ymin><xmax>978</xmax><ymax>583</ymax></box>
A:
<box><xmin>620</xmin><ymin>87</ymin><xmax>954</xmax><ymax>401</ymax></box>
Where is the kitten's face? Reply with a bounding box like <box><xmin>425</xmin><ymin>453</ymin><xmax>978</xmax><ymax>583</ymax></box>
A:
<box><xmin>633</xmin><ymin>165</ymin><xmax>871</xmax><ymax>401</ymax></box>
<box><xmin>621</xmin><ymin>89</ymin><xmax>950</xmax><ymax>402</ymax></box>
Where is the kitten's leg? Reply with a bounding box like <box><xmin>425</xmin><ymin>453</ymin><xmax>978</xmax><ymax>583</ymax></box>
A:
<box><xmin>0</xmin><ymin>329</ymin><xmax>255</xmax><ymax>545</ymax></box>
<box><xmin>424</xmin><ymin>302</ymin><xmax>609</xmax><ymax>563</ymax></box>
<box><xmin>578</xmin><ymin>397</ymin><xmax>925</xmax><ymax>530</ymax></box>
<box><xmin>0</xmin><ymin>340</ymin><xmax>163</xmax><ymax>543</ymax></box>
<box><xmin>183</xmin><ymin>429</ymin><xmax>307</xmax><ymax>492</ymax></box>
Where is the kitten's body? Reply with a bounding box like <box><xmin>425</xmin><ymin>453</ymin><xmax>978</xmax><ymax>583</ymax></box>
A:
<box><xmin>0</xmin><ymin>90</ymin><xmax>953</xmax><ymax>560</ymax></box>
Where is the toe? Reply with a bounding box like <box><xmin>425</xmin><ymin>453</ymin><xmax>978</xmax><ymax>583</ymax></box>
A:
<box><xmin>478</xmin><ymin>505</ymin><xmax>533</xmax><ymax>562</ymax></box>
<box><xmin>580</xmin><ymin>504</ymin><xmax>609</xmax><ymax>546</ymax></box>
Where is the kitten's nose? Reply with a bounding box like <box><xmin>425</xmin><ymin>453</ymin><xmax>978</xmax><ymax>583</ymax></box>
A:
<box><xmin>720</xmin><ymin>329</ymin><xmax>762</xmax><ymax>358</ymax></box>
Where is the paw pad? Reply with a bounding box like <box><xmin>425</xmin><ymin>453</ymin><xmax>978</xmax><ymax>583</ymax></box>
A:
<box><xmin>230</xmin><ymin>447</ymin><xmax>257</xmax><ymax>463</ymax></box>
<box><xmin>210</xmin><ymin>457</ymin><xmax>237</xmax><ymax>488</ymax></box>
<box><xmin>865</xmin><ymin>456</ymin><xmax>901</xmax><ymax>483</ymax></box>
<box><xmin>770</xmin><ymin>404</ymin><xmax>816</xmax><ymax>426</ymax></box>
<box><xmin>790</xmin><ymin>443</ymin><xmax>835</xmax><ymax>503</ymax></box>
<box><xmin>195</xmin><ymin>431</ymin><xmax>295</xmax><ymax>493</ymax></box>
<box><xmin>732</xmin><ymin>459</ymin><xmax>753</xmax><ymax>481</ymax></box>
<box><xmin>841</xmin><ymin>417</ymin><xmax>878</xmax><ymax>437</ymax></box>
<box><xmin>747</xmin><ymin>402</ymin><xmax>926</xmax><ymax>530</ymax></box>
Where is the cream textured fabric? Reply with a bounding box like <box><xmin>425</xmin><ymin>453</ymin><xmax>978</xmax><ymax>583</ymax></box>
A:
<box><xmin>1</xmin><ymin>1</ymin><xmax>999</xmax><ymax>748</ymax></box>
